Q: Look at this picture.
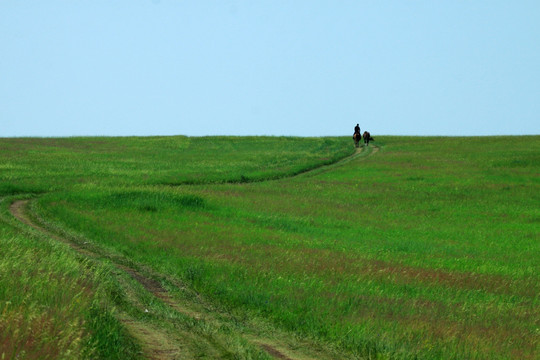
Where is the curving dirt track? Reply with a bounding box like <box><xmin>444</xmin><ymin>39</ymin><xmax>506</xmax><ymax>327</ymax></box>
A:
<box><xmin>10</xmin><ymin>199</ymin><xmax>186</xmax><ymax>359</ymax></box>
<box><xmin>9</xmin><ymin>145</ymin><xmax>379</xmax><ymax>359</ymax></box>
<box><xmin>295</xmin><ymin>144</ymin><xmax>379</xmax><ymax>178</ymax></box>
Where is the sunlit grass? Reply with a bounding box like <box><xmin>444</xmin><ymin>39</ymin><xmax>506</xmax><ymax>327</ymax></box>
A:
<box><xmin>0</xmin><ymin>135</ymin><xmax>354</xmax><ymax>359</ymax></box>
<box><xmin>0</xmin><ymin>214</ymin><xmax>140</xmax><ymax>359</ymax></box>
<box><xmin>30</xmin><ymin>136</ymin><xmax>540</xmax><ymax>359</ymax></box>
<box><xmin>0</xmin><ymin>135</ymin><xmax>353</xmax><ymax>190</ymax></box>
<box><xmin>1</xmin><ymin>135</ymin><xmax>538</xmax><ymax>359</ymax></box>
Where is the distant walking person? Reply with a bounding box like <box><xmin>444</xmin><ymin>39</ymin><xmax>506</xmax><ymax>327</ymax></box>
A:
<box><xmin>353</xmin><ymin>124</ymin><xmax>361</xmax><ymax>148</ymax></box>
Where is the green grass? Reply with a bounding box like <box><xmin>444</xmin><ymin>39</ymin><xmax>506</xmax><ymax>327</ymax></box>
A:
<box><xmin>1</xmin><ymin>135</ymin><xmax>538</xmax><ymax>359</ymax></box>
<box><xmin>0</xmin><ymin>198</ymin><xmax>141</xmax><ymax>360</ymax></box>
<box><xmin>0</xmin><ymin>135</ymin><xmax>353</xmax><ymax>359</ymax></box>
<box><xmin>0</xmin><ymin>136</ymin><xmax>353</xmax><ymax>189</ymax></box>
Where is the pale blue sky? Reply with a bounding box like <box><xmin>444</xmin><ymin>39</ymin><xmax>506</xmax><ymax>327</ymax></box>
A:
<box><xmin>1</xmin><ymin>1</ymin><xmax>539</xmax><ymax>137</ymax></box>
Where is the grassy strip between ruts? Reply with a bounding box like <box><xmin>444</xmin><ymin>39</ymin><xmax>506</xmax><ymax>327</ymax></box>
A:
<box><xmin>0</xmin><ymin>196</ymin><xmax>141</xmax><ymax>359</ymax></box>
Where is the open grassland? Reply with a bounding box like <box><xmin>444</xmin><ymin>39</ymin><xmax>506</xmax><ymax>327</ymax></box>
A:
<box><xmin>1</xmin><ymin>135</ymin><xmax>538</xmax><ymax>359</ymax></box>
<box><xmin>0</xmin><ymin>136</ymin><xmax>353</xmax><ymax>359</ymax></box>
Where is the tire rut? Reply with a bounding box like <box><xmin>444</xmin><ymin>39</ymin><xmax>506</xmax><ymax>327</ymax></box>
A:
<box><xmin>295</xmin><ymin>144</ymin><xmax>379</xmax><ymax>179</ymax></box>
<box><xmin>10</xmin><ymin>200</ymin><xmax>184</xmax><ymax>359</ymax></box>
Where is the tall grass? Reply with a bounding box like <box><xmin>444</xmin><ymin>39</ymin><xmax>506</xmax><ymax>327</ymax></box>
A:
<box><xmin>0</xmin><ymin>135</ymin><xmax>354</xmax><ymax>359</ymax></box>
<box><xmin>31</xmin><ymin>136</ymin><xmax>539</xmax><ymax>359</ymax></box>
<box><xmin>1</xmin><ymin>135</ymin><xmax>538</xmax><ymax>359</ymax></box>
<box><xmin>0</xmin><ymin>198</ymin><xmax>140</xmax><ymax>359</ymax></box>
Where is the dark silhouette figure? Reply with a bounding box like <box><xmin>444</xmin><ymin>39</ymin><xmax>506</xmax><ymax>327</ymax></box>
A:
<box><xmin>363</xmin><ymin>131</ymin><xmax>374</xmax><ymax>146</ymax></box>
<box><xmin>353</xmin><ymin>124</ymin><xmax>361</xmax><ymax>148</ymax></box>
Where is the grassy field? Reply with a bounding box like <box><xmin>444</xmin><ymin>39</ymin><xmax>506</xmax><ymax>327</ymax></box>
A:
<box><xmin>1</xmin><ymin>135</ymin><xmax>538</xmax><ymax>359</ymax></box>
